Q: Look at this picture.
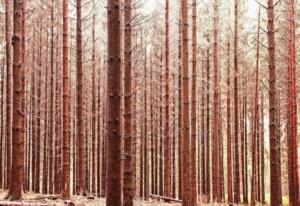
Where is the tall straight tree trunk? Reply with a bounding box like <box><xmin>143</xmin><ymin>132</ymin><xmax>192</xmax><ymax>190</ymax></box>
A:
<box><xmin>251</xmin><ymin>8</ymin><xmax>260</xmax><ymax>205</ymax></box>
<box><xmin>106</xmin><ymin>0</ymin><xmax>122</xmax><ymax>205</ymax></box>
<box><xmin>31</xmin><ymin>39</ymin><xmax>36</xmax><ymax>192</ymax></box>
<box><xmin>212</xmin><ymin>0</ymin><xmax>220</xmax><ymax>202</ymax></box>
<box><xmin>205</xmin><ymin>44</ymin><xmax>211</xmax><ymax>202</ymax></box>
<box><xmin>201</xmin><ymin>56</ymin><xmax>206</xmax><ymax>197</ymax></box>
<box><xmin>9</xmin><ymin>0</ymin><xmax>24</xmax><ymax>200</ymax></box>
<box><xmin>241</xmin><ymin>88</ymin><xmax>248</xmax><ymax>204</ymax></box>
<box><xmin>286</xmin><ymin>1</ymin><xmax>299</xmax><ymax>205</ymax></box>
<box><xmin>164</xmin><ymin>0</ymin><xmax>171</xmax><ymax>198</ymax></box>
<box><xmin>49</xmin><ymin>0</ymin><xmax>55</xmax><ymax>194</ymax></box>
<box><xmin>132</xmin><ymin>59</ymin><xmax>137</xmax><ymax>197</ymax></box>
<box><xmin>76</xmin><ymin>0</ymin><xmax>87</xmax><ymax>195</ymax></box>
<box><xmin>158</xmin><ymin>52</ymin><xmax>163</xmax><ymax>196</ymax></box>
<box><xmin>260</xmin><ymin>91</ymin><xmax>265</xmax><ymax>204</ymax></box>
<box><xmin>91</xmin><ymin>0</ymin><xmax>97</xmax><ymax>195</ymax></box>
<box><xmin>267</xmin><ymin>0</ymin><xmax>282</xmax><ymax>205</ymax></box>
<box><xmin>35</xmin><ymin>19</ymin><xmax>43</xmax><ymax>193</ymax></box>
<box><xmin>124</xmin><ymin>0</ymin><xmax>133</xmax><ymax>204</ymax></box>
<box><xmin>172</xmin><ymin>72</ymin><xmax>176</xmax><ymax>198</ymax></box>
<box><xmin>226</xmin><ymin>33</ymin><xmax>233</xmax><ymax>203</ymax></box>
<box><xmin>5</xmin><ymin>0</ymin><xmax>12</xmax><ymax>190</ymax></box>
<box><xmin>101</xmin><ymin>80</ymin><xmax>107</xmax><ymax>198</ymax></box>
<box><xmin>0</xmin><ymin>66</ymin><xmax>3</xmax><ymax>188</ymax></box>
<box><xmin>143</xmin><ymin>49</ymin><xmax>149</xmax><ymax>200</ymax></box>
<box><xmin>43</xmin><ymin>31</ymin><xmax>49</xmax><ymax>194</ymax></box>
<box><xmin>97</xmin><ymin>60</ymin><xmax>102</xmax><ymax>197</ymax></box>
<box><xmin>233</xmin><ymin>0</ymin><xmax>240</xmax><ymax>203</ymax></box>
<box><xmin>177</xmin><ymin>10</ymin><xmax>182</xmax><ymax>199</ymax></box>
<box><xmin>191</xmin><ymin>0</ymin><xmax>197</xmax><ymax>203</ymax></box>
<box><xmin>62</xmin><ymin>0</ymin><xmax>70</xmax><ymax>199</ymax></box>
<box><xmin>181</xmin><ymin>0</ymin><xmax>191</xmax><ymax>205</ymax></box>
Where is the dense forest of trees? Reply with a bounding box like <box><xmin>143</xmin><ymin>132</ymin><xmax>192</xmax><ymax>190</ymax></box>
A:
<box><xmin>0</xmin><ymin>0</ymin><xmax>299</xmax><ymax>206</ymax></box>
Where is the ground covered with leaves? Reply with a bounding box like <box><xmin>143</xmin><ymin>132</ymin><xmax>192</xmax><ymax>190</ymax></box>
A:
<box><xmin>0</xmin><ymin>190</ymin><xmax>182</xmax><ymax>206</ymax></box>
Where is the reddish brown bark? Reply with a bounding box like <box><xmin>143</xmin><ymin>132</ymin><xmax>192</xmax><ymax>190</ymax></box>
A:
<box><xmin>42</xmin><ymin>30</ymin><xmax>49</xmax><ymax>195</ymax></box>
<box><xmin>0</xmin><ymin>66</ymin><xmax>3</xmax><ymax>188</ymax></box>
<box><xmin>35</xmin><ymin>20</ymin><xmax>43</xmax><ymax>193</ymax></box>
<box><xmin>191</xmin><ymin>0</ymin><xmax>197</xmax><ymax>203</ymax></box>
<box><xmin>205</xmin><ymin>42</ymin><xmax>211</xmax><ymax>201</ymax></box>
<box><xmin>62</xmin><ymin>0</ymin><xmax>70</xmax><ymax>199</ymax></box>
<box><xmin>76</xmin><ymin>0</ymin><xmax>87</xmax><ymax>195</ymax></box>
<box><xmin>91</xmin><ymin>0</ymin><xmax>96</xmax><ymax>195</ymax></box>
<box><xmin>9</xmin><ymin>0</ymin><xmax>25</xmax><ymax>200</ymax></box>
<box><xmin>201</xmin><ymin>55</ymin><xmax>206</xmax><ymax>197</ymax></box>
<box><xmin>181</xmin><ymin>0</ymin><xmax>191</xmax><ymax>205</ymax></box>
<box><xmin>48</xmin><ymin>0</ymin><xmax>55</xmax><ymax>194</ymax></box>
<box><xmin>5</xmin><ymin>0</ymin><xmax>13</xmax><ymax>190</ymax></box>
<box><xmin>164</xmin><ymin>0</ymin><xmax>171</xmax><ymax>198</ymax></box>
<box><xmin>260</xmin><ymin>91</ymin><xmax>265</xmax><ymax>204</ymax></box>
<box><xmin>233</xmin><ymin>0</ymin><xmax>240</xmax><ymax>203</ymax></box>
<box><xmin>106</xmin><ymin>0</ymin><xmax>122</xmax><ymax>205</ymax></box>
<box><xmin>226</xmin><ymin>32</ymin><xmax>233</xmax><ymax>203</ymax></box>
<box><xmin>123</xmin><ymin>0</ymin><xmax>133</xmax><ymax>204</ymax></box>
<box><xmin>267</xmin><ymin>0</ymin><xmax>282</xmax><ymax>205</ymax></box>
<box><xmin>286</xmin><ymin>1</ymin><xmax>299</xmax><ymax>205</ymax></box>
<box><xmin>159</xmin><ymin>52</ymin><xmax>163</xmax><ymax>197</ymax></box>
<box><xmin>177</xmin><ymin>10</ymin><xmax>182</xmax><ymax>199</ymax></box>
<box><xmin>143</xmin><ymin>49</ymin><xmax>149</xmax><ymax>200</ymax></box>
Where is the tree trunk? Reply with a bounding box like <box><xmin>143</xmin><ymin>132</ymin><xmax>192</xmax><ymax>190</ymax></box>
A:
<box><xmin>35</xmin><ymin>20</ymin><xmax>43</xmax><ymax>193</ymax></box>
<box><xmin>286</xmin><ymin>1</ymin><xmax>299</xmax><ymax>205</ymax></box>
<box><xmin>76</xmin><ymin>0</ymin><xmax>87</xmax><ymax>195</ymax></box>
<box><xmin>177</xmin><ymin>10</ymin><xmax>182</xmax><ymax>199</ymax></box>
<box><xmin>106</xmin><ymin>0</ymin><xmax>122</xmax><ymax>205</ymax></box>
<box><xmin>181</xmin><ymin>0</ymin><xmax>191</xmax><ymax>205</ymax></box>
<box><xmin>212</xmin><ymin>0</ymin><xmax>220</xmax><ymax>202</ymax></box>
<box><xmin>91</xmin><ymin>0</ymin><xmax>97</xmax><ymax>195</ymax></box>
<box><xmin>9</xmin><ymin>0</ymin><xmax>25</xmax><ymax>200</ymax></box>
<box><xmin>267</xmin><ymin>0</ymin><xmax>282</xmax><ymax>205</ymax></box>
<box><xmin>191</xmin><ymin>0</ymin><xmax>197</xmax><ymax>203</ymax></box>
<box><xmin>62</xmin><ymin>0</ymin><xmax>70</xmax><ymax>199</ymax></box>
<box><xmin>164</xmin><ymin>0</ymin><xmax>171</xmax><ymax>198</ymax></box>
<box><xmin>226</xmin><ymin>33</ymin><xmax>233</xmax><ymax>203</ymax></box>
<box><xmin>123</xmin><ymin>0</ymin><xmax>133</xmax><ymax>204</ymax></box>
<box><xmin>5</xmin><ymin>0</ymin><xmax>13</xmax><ymax>190</ymax></box>
<box><xmin>233</xmin><ymin>0</ymin><xmax>240</xmax><ymax>203</ymax></box>
<box><xmin>205</xmin><ymin>43</ymin><xmax>211</xmax><ymax>202</ymax></box>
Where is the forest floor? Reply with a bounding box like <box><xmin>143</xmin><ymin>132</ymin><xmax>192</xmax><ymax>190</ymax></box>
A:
<box><xmin>0</xmin><ymin>190</ymin><xmax>277</xmax><ymax>206</ymax></box>
<box><xmin>0</xmin><ymin>190</ymin><xmax>182</xmax><ymax>206</ymax></box>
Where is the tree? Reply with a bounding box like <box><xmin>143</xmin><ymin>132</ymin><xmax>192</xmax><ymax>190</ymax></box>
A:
<box><xmin>5</xmin><ymin>0</ymin><xmax>12</xmax><ymax>190</ymax></box>
<box><xmin>226</xmin><ymin>24</ymin><xmax>233</xmax><ymax>203</ymax></box>
<box><xmin>181</xmin><ymin>0</ymin><xmax>191</xmax><ymax>205</ymax></box>
<box><xmin>76</xmin><ymin>0</ymin><xmax>87</xmax><ymax>195</ymax></box>
<box><xmin>106</xmin><ymin>0</ymin><xmax>122</xmax><ymax>205</ymax></box>
<box><xmin>9</xmin><ymin>0</ymin><xmax>25</xmax><ymax>200</ymax></box>
<box><xmin>62</xmin><ymin>0</ymin><xmax>70</xmax><ymax>199</ymax></box>
<box><xmin>91</xmin><ymin>0</ymin><xmax>97</xmax><ymax>195</ymax></box>
<box><xmin>267</xmin><ymin>0</ymin><xmax>282</xmax><ymax>205</ymax></box>
<box><xmin>164</xmin><ymin>0</ymin><xmax>171</xmax><ymax>198</ymax></box>
<box><xmin>286</xmin><ymin>1</ymin><xmax>299</xmax><ymax>205</ymax></box>
<box><xmin>191</xmin><ymin>0</ymin><xmax>197</xmax><ymax>203</ymax></box>
<box><xmin>123</xmin><ymin>0</ymin><xmax>134</xmax><ymax>204</ymax></box>
<box><xmin>233</xmin><ymin>0</ymin><xmax>240</xmax><ymax>203</ymax></box>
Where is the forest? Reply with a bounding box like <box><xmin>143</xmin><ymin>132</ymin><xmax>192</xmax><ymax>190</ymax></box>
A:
<box><xmin>0</xmin><ymin>0</ymin><xmax>299</xmax><ymax>205</ymax></box>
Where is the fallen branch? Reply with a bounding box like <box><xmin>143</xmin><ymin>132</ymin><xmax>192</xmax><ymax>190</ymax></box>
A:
<box><xmin>150</xmin><ymin>194</ymin><xmax>182</xmax><ymax>203</ymax></box>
